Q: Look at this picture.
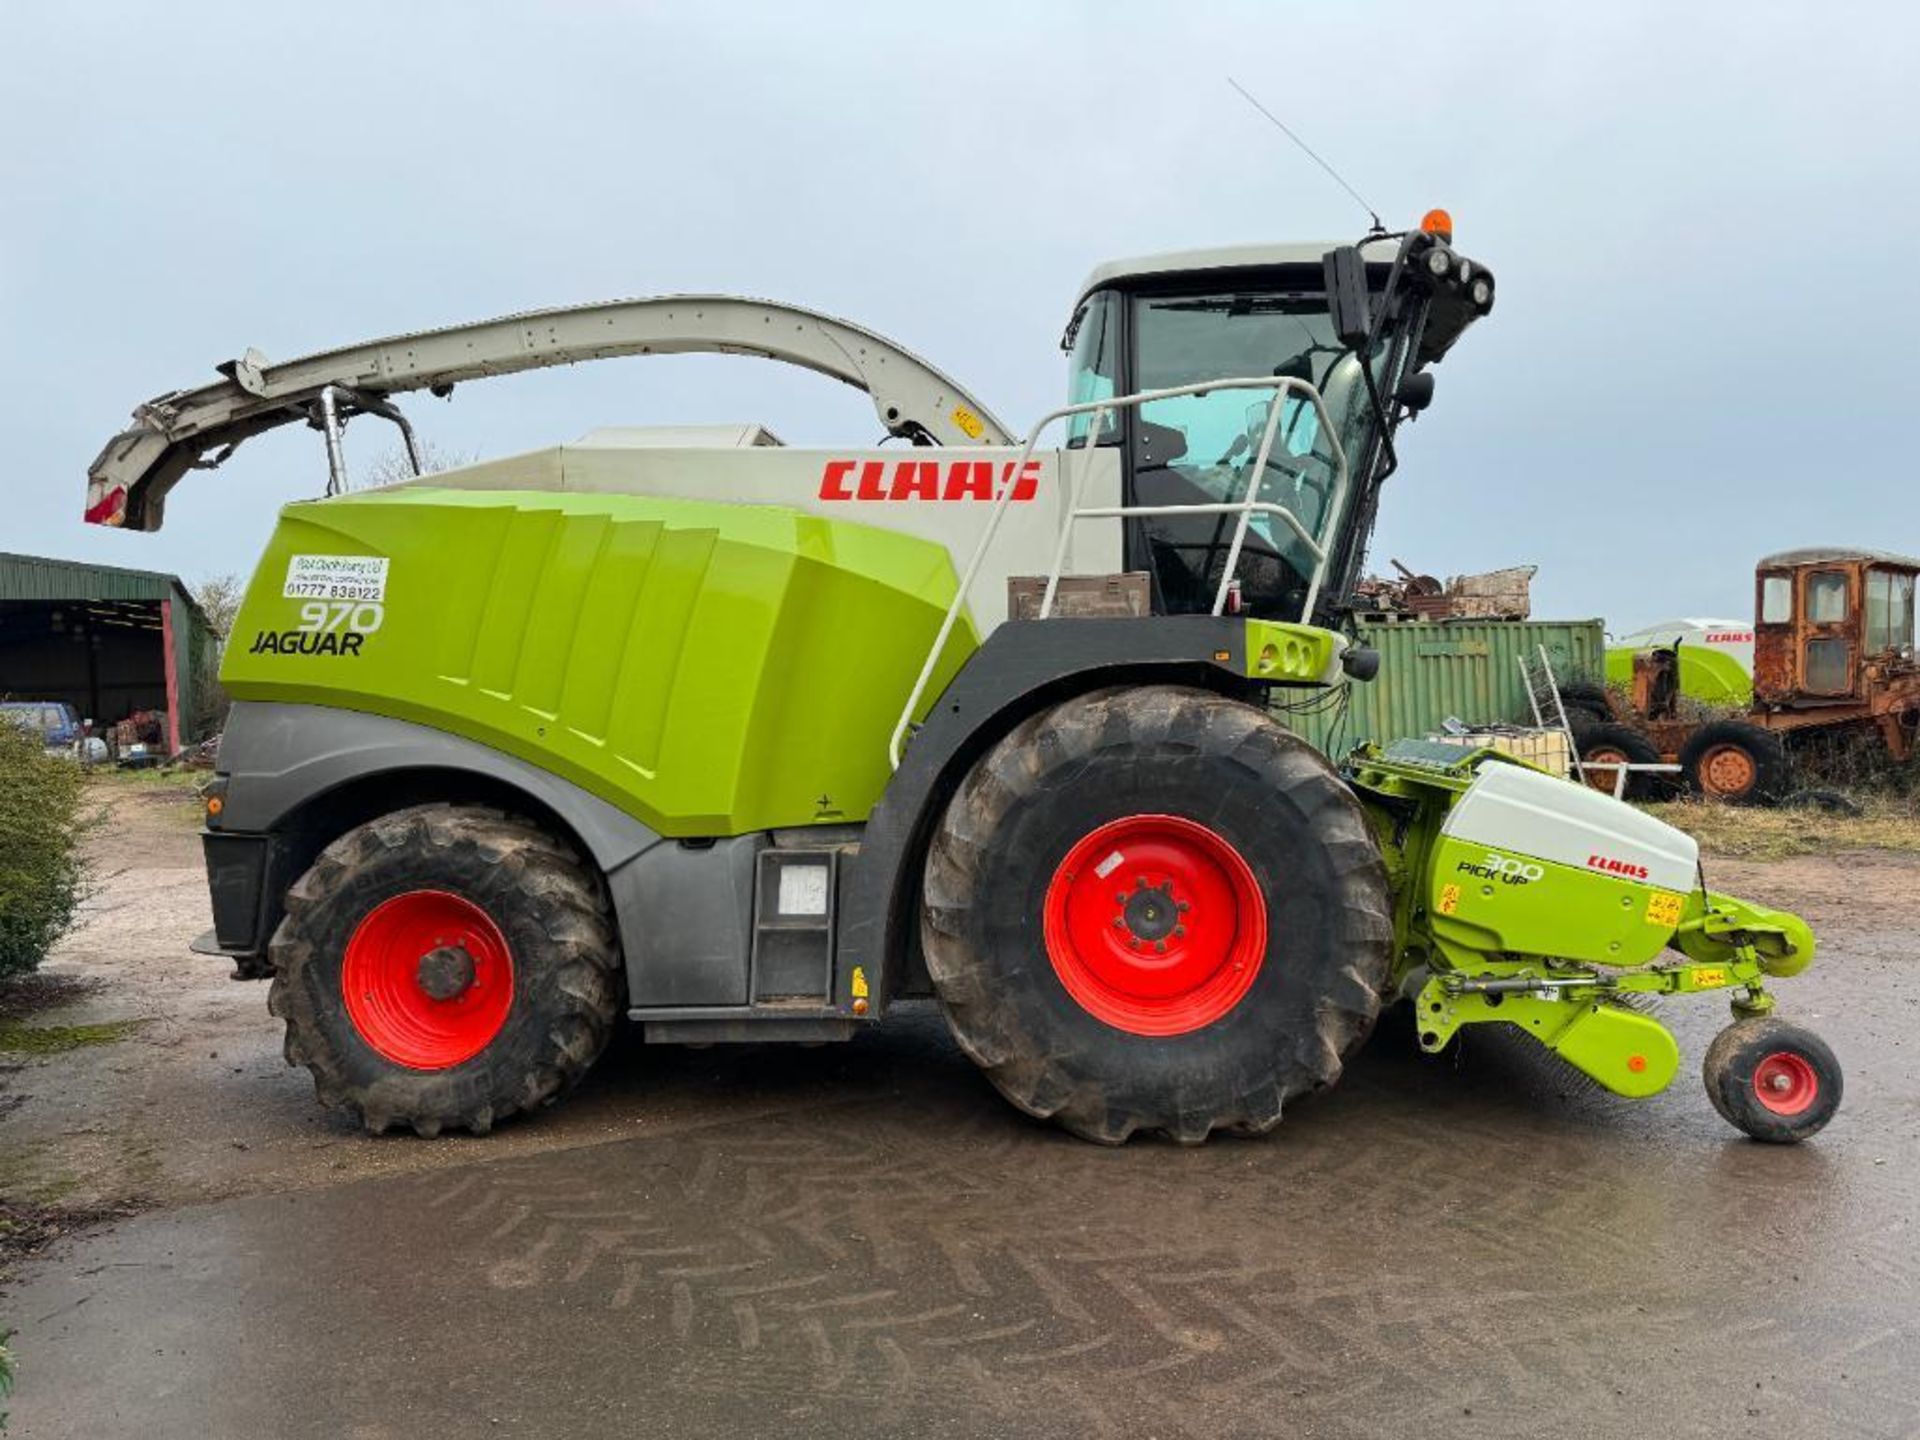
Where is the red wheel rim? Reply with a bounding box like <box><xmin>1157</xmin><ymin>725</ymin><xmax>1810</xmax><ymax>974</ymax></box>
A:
<box><xmin>1751</xmin><ymin>1050</ymin><xmax>1819</xmax><ymax>1116</ymax></box>
<box><xmin>342</xmin><ymin>889</ymin><xmax>514</xmax><ymax>1070</ymax></box>
<box><xmin>1043</xmin><ymin>814</ymin><xmax>1267</xmax><ymax>1036</ymax></box>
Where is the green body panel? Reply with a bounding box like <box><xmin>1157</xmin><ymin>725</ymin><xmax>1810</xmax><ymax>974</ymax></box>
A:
<box><xmin>1428</xmin><ymin>835</ymin><xmax>1681</xmax><ymax>970</ymax></box>
<box><xmin>222</xmin><ymin>487</ymin><xmax>978</xmax><ymax>835</ymax></box>
<box><xmin>1605</xmin><ymin>643</ymin><xmax>1754</xmax><ymax>707</ymax></box>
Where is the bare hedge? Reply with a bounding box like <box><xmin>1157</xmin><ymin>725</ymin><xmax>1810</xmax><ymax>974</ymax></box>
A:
<box><xmin>0</xmin><ymin>721</ymin><xmax>88</xmax><ymax>980</ymax></box>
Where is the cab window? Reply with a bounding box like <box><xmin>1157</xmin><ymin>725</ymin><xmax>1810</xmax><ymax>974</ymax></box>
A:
<box><xmin>1866</xmin><ymin>568</ymin><xmax>1916</xmax><ymax>652</ymax></box>
<box><xmin>1760</xmin><ymin>573</ymin><xmax>1792</xmax><ymax>623</ymax></box>
<box><xmin>1806</xmin><ymin>570</ymin><xmax>1848</xmax><ymax>625</ymax></box>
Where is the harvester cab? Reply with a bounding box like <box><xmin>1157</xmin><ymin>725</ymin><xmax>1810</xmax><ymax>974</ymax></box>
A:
<box><xmin>1055</xmin><ymin>216</ymin><xmax>1488</xmax><ymax>624</ymax></box>
<box><xmin>84</xmin><ymin>213</ymin><xmax>1839</xmax><ymax>1148</ymax></box>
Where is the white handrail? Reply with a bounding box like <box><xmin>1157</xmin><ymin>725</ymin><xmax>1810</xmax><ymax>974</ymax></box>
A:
<box><xmin>887</xmin><ymin>376</ymin><xmax>1349</xmax><ymax>770</ymax></box>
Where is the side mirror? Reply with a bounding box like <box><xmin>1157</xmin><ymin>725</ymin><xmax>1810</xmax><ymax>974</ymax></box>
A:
<box><xmin>1396</xmin><ymin>371</ymin><xmax>1436</xmax><ymax>413</ymax></box>
<box><xmin>1321</xmin><ymin>247</ymin><xmax>1373</xmax><ymax>352</ymax></box>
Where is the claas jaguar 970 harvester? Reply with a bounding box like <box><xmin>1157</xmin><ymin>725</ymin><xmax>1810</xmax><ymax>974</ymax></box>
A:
<box><xmin>85</xmin><ymin>213</ymin><xmax>1840</xmax><ymax>1144</ymax></box>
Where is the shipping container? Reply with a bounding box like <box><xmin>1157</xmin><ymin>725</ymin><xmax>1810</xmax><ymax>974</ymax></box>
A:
<box><xmin>1280</xmin><ymin>618</ymin><xmax>1606</xmax><ymax>756</ymax></box>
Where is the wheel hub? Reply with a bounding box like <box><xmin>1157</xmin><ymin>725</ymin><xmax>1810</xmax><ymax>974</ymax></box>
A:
<box><xmin>1120</xmin><ymin>881</ymin><xmax>1182</xmax><ymax>944</ymax></box>
<box><xmin>1043</xmin><ymin>814</ymin><xmax>1267</xmax><ymax>1037</ymax></box>
<box><xmin>342</xmin><ymin>889</ymin><xmax>515</xmax><ymax>1071</ymax></box>
<box><xmin>415</xmin><ymin>944</ymin><xmax>478</xmax><ymax>1001</ymax></box>
<box><xmin>1701</xmin><ymin>744</ymin><xmax>1757</xmax><ymax>797</ymax></box>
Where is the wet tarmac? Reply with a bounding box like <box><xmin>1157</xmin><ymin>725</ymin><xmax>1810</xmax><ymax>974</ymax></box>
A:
<box><xmin>9</xmin><ymin>958</ymin><xmax>1918</xmax><ymax>1440</ymax></box>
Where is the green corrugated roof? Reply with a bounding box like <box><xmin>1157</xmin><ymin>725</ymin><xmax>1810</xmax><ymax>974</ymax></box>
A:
<box><xmin>0</xmin><ymin>551</ymin><xmax>212</xmax><ymax>629</ymax></box>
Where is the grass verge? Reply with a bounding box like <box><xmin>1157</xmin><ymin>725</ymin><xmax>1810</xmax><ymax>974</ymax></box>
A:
<box><xmin>1645</xmin><ymin>797</ymin><xmax>1920</xmax><ymax>860</ymax></box>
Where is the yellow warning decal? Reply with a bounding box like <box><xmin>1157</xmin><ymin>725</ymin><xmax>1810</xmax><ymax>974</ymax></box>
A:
<box><xmin>1692</xmin><ymin>967</ymin><xmax>1728</xmax><ymax>988</ymax></box>
<box><xmin>850</xmin><ymin>966</ymin><xmax>870</xmax><ymax>999</ymax></box>
<box><xmin>1438</xmin><ymin>883</ymin><xmax>1461</xmax><ymax>916</ymax></box>
<box><xmin>1645</xmin><ymin>891</ymin><xmax>1683</xmax><ymax>928</ymax></box>
<box><xmin>951</xmin><ymin>406</ymin><xmax>985</xmax><ymax>440</ymax></box>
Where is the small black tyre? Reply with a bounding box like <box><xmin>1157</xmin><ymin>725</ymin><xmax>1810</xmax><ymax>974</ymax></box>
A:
<box><xmin>922</xmin><ymin>685</ymin><xmax>1393</xmax><ymax>1144</ymax></box>
<box><xmin>1577</xmin><ymin>722</ymin><xmax>1671</xmax><ymax>800</ymax></box>
<box><xmin>1680</xmin><ymin>720</ymin><xmax>1790</xmax><ymax>805</ymax></box>
<box><xmin>268</xmin><ymin>804</ymin><xmax>624</xmax><ymax>1136</ymax></box>
<box><xmin>1702</xmin><ymin>1017</ymin><xmax>1841</xmax><ymax>1143</ymax></box>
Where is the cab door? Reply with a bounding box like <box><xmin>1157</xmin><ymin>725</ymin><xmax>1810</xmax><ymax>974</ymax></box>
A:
<box><xmin>1796</xmin><ymin>566</ymin><xmax>1858</xmax><ymax>699</ymax></box>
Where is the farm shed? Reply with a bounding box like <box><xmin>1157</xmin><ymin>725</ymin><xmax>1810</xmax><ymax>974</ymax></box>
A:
<box><xmin>0</xmin><ymin>551</ymin><xmax>220</xmax><ymax>751</ymax></box>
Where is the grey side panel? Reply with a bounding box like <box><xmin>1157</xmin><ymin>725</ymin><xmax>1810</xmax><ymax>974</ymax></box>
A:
<box><xmin>613</xmin><ymin>836</ymin><xmax>764</xmax><ymax>1007</ymax></box>
<box><xmin>217</xmin><ymin>701</ymin><xmax>662</xmax><ymax>872</ymax></box>
<box><xmin>216</xmin><ymin>701</ymin><xmax>777</xmax><ymax>1012</ymax></box>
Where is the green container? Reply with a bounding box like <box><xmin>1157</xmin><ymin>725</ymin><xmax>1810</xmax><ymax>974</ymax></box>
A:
<box><xmin>1281</xmin><ymin>618</ymin><xmax>1606</xmax><ymax>756</ymax></box>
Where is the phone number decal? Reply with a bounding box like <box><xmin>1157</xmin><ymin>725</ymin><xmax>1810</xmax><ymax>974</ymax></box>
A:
<box><xmin>284</xmin><ymin>554</ymin><xmax>390</xmax><ymax>602</ymax></box>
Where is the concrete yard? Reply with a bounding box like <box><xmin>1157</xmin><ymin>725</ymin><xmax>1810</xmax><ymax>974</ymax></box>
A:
<box><xmin>2</xmin><ymin>781</ymin><xmax>1916</xmax><ymax>1439</ymax></box>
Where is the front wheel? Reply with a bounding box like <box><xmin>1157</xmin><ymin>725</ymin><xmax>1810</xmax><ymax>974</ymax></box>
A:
<box><xmin>1702</xmin><ymin>1017</ymin><xmax>1842</xmax><ymax>1143</ymax></box>
<box><xmin>921</xmin><ymin>686</ymin><xmax>1393</xmax><ymax>1144</ymax></box>
<box><xmin>268</xmin><ymin>804</ymin><xmax>624</xmax><ymax>1135</ymax></box>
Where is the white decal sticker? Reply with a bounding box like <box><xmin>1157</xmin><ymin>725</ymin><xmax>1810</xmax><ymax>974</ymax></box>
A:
<box><xmin>777</xmin><ymin>864</ymin><xmax>830</xmax><ymax>917</ymax></box>
<box><xmin>1093</xmin><ymin>850</ymin><xmax>1126</xmax><ymax>880</ymax></box>
<box><xmin>285</xmin><ymin>554</ymin><xmax>389</xmax><ymax>603</ymax></box>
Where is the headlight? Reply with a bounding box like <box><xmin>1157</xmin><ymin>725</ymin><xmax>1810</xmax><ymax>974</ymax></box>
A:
<box><xmin>1470</xmin><ymin>277</ymin><xmax>1493</xmax><ymax>307</ymax></box>
<box><xmin>1425</xmin><ymin>247</ymin><xmax>1453</xmax><ymax>277</ymax></box>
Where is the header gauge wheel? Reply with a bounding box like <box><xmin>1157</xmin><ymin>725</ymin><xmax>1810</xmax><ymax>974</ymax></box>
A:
<box><xmin>1703</xmin><ymin>1017</ymin><xmax>1842</xmax><ymax>1143</ymax></box>
<box><xmin>922</xmin><ymin>685</ymin><xmax>1392</xmax><ymax>1144</ymax></box>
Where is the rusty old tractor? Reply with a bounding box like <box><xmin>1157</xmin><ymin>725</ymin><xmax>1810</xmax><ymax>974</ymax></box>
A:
<box><xmin>1565</xmin><ymin>548</ymin><xmax>1919</xmax><ymax>804</ymax></box>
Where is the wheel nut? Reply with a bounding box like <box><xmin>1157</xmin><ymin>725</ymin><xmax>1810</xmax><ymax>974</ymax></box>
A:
<box><xmin>1112</xmin><ymin>917</ymin><xmax>1125</xmax><ymax>930</ymax></box>
<box><xmin>1153</xmin><ymin>941</ymin><xmax>1166</xmax><ymax>953</ymax></box>
<box><xmin>1177</xmin><ymin>901</ymin><xmax>1190</xmax><ymax>913</ymax></box>
<box><xmin>1128</xmin><ymin>937</ymin><xmax>1141</xmax><ymax>950</ymax></box>
<box><xmin>1174</xmin><ymin>925</ymin><xmax>1186</xmax><ymax>938</ymax></box>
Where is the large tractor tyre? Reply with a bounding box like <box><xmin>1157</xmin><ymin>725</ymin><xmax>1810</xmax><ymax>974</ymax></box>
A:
<box><xmin>1556</xmin><ymin>679</ymin><xmax>1615</xmax><ymax>731</ymax></box>
<box><xmin>922</xmin><ymin>685</ymin><xmax>1393</xmax><ymax>1145</ymax></box>
<box><xmin>1576</xmin><ymin>722</ymin><xmax>1671</xmax><ymax>800</ymax></box>
<box><xmin>268</xmin><ymin>804</ymin><xmax>624</xmax><ymax>1136</ymax></box>
<box><xmin>1680</xmin><ymin>720</ymin><xmax>1791</xmax><ymax>805</ymax></box>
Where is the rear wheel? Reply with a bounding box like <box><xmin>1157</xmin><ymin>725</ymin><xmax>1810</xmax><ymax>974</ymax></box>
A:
<box><xmin>1557</xmin><ymin>679</ymin><xmax>1614</xmax><ymax>730</ymax></box>
<box><xmin>922</xmin><ymin>685</ymin><xmax>1392</xmax><ymax>1144</ymax></box>
<box><xmin>1680</xmin><ymin>720</ymin><xmax>1790</xmax><ymax>805</ymax></box>
<box><xmin>1577</xmin><ymin>722</ymin><xmax>1667</xmax><ymax>800</ymax></box>
<box><xmin>268</xmin><ymin>804</ymin><xmax>624</xmax><ymax>1135</ymax></box>
<box><xmin>1703</xmin><ymin>1017</ymin><xmax>1841</xmax><ymax>1143</ymax></box>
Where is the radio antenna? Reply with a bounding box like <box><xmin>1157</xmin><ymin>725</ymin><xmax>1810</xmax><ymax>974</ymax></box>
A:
<box><xmin>1227</xmin><ymin>77</ymin><xmax>1384</xmax><ymax>234</ymax></box>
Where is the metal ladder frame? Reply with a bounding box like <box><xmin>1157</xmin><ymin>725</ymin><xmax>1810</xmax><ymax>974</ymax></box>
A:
<box><xmin>889</xmin><ymin>376</ymin><xmax>1350</xmax><ymax>769</ymax></box>
<box><xmin>1518</xmin><ymin>643</ymin><xmax>1680</xmax><ymax>798</ymax></box>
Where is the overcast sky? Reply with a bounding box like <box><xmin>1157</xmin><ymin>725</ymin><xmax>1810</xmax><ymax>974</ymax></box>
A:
<box><xmin>4</xmin><ymin>2</ymin><xmax>1914</xmax><ymax>633</ymax></box>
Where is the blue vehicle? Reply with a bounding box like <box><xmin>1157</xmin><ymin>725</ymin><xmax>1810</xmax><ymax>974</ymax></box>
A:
<box><xmin>1</xmin><ymin>699</ymin><xmax>84</xmax><ymax>750</ymax></box>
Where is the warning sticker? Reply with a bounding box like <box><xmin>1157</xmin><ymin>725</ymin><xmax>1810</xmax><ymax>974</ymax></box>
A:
<box><xmin>285</xmin><ymin>555</ymin><xmax>389</xmax><ymax>602</ymax></box>
<box><xmin>1093</xmin><ymin>850</ymin><xmax>1126</xmax><ymax>880</ymax></box>
<box><xmin>1438</xmin><ymin>883</ymin><xmax>1461</xmax><ymax>916</ymax></box>
<box><xmin>1645</xmin><ymin>891</ymin><xmax>1684</xmax><ymax>928</ymax></box>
